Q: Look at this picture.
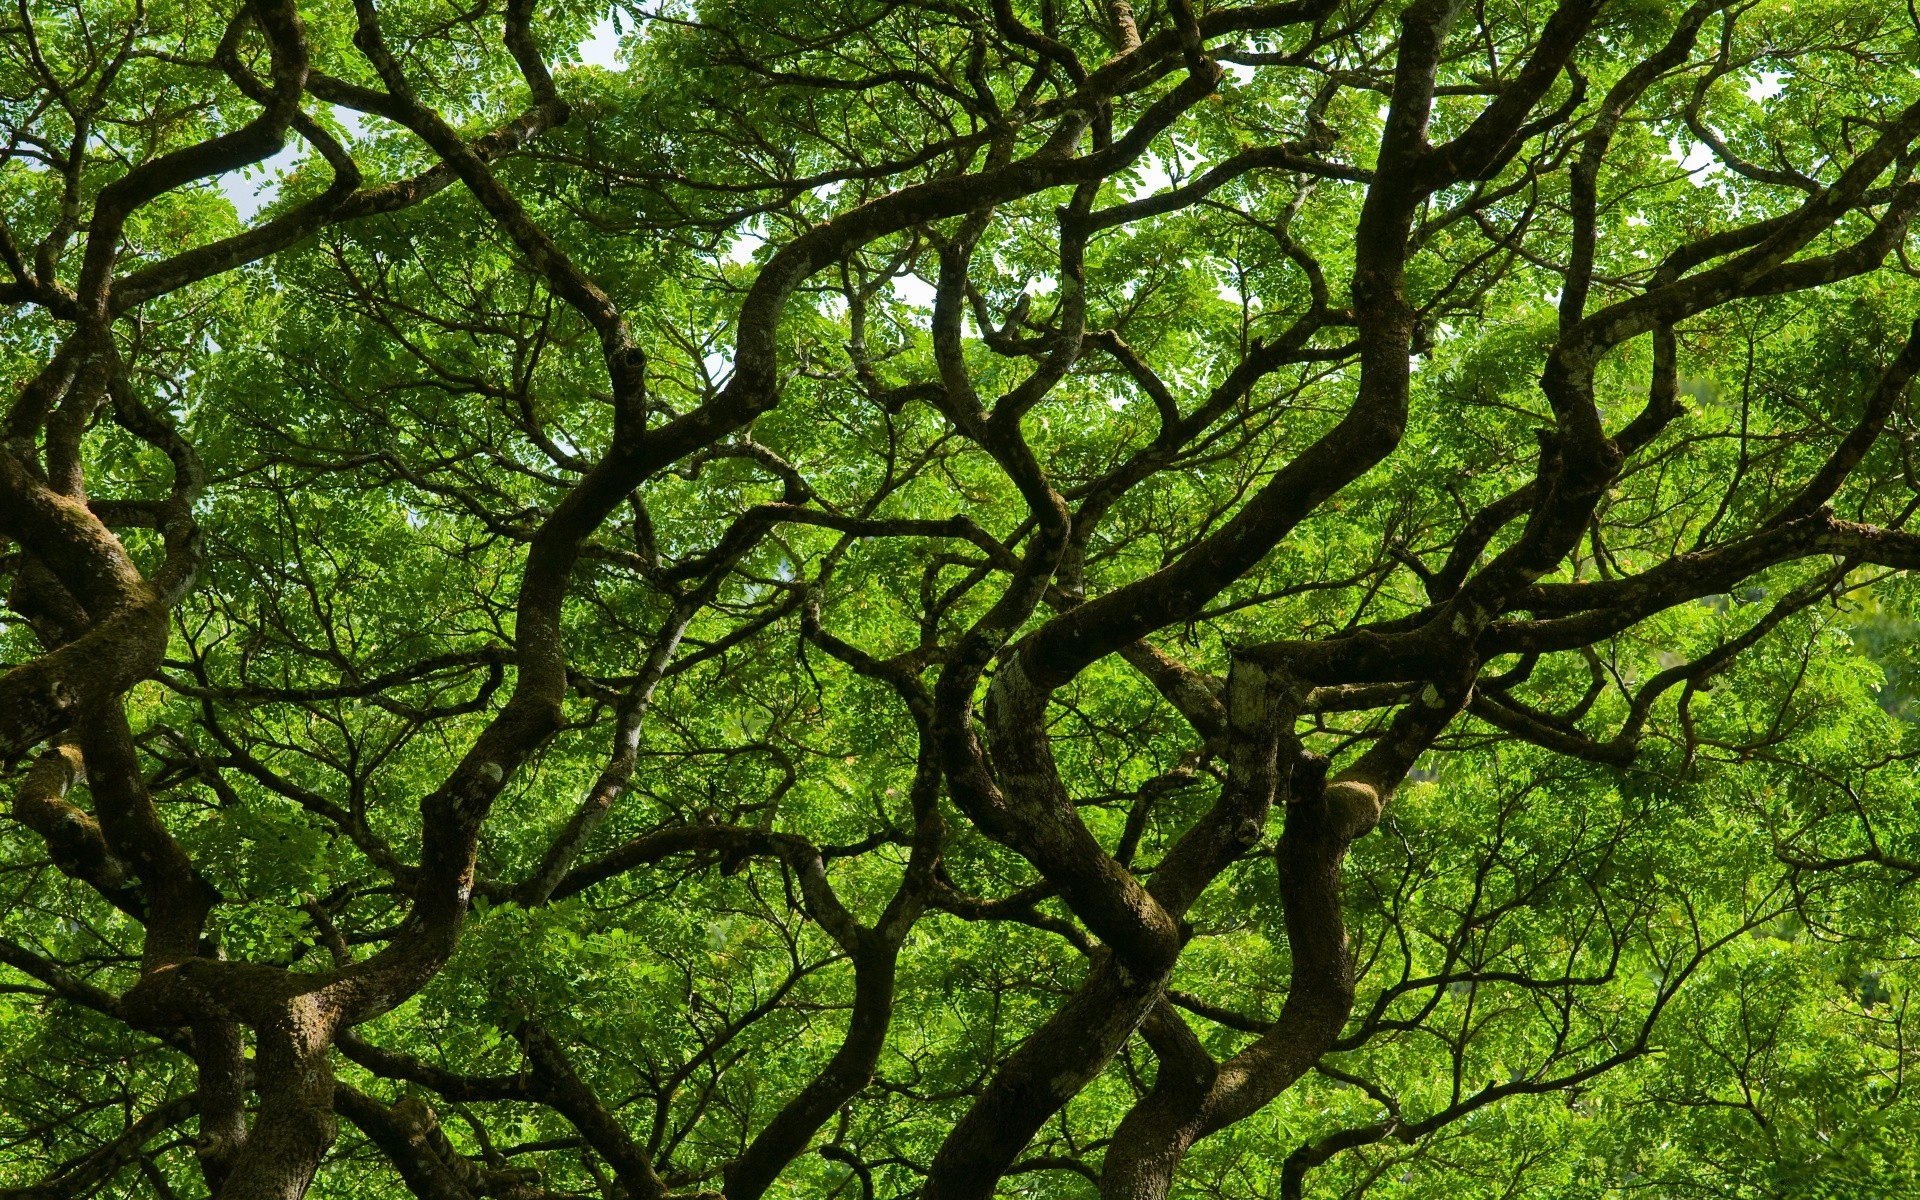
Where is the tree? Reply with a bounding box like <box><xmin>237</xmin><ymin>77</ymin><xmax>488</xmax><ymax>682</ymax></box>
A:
<box><xmin>6</xmin><ymin>0</ymin><xmax>1920</xmax><ymax>1196</ymax></box>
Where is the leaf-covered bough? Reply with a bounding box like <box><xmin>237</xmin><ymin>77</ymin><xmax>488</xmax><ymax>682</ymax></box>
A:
<box><xmin>6</xmin><ymin>1</ymin><xmax>1920</xmax><ymax>1197</ymax></box>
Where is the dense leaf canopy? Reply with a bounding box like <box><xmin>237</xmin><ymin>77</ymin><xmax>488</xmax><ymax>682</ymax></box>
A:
<box><xmin>7</xmin><ymin>1</ymin><xmax>1920</xmax><ymax>1198</ymax></box>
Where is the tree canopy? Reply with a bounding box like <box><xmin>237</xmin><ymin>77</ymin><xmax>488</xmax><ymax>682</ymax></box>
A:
<box><xmin>8</xmin><ymin>1</ymin><xmax>1920</xmax><ymax>1197</ymax></box>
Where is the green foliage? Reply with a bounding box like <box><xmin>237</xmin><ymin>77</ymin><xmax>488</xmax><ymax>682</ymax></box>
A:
<box><xmin>9</xmin><ymin>1</ymin><xmax>1920</xmax><ymax>1198</ymax></box>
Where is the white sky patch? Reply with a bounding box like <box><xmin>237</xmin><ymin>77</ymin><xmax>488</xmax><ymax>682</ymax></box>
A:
<box><xmin>1748</xmin><ymin>71</ymin><xmax>1786</xmax><ymax>101</ymax></box>
<box><xmin>1671</xmin><ymin>138</ymin><xmax>1723</xmax><ymax>184</ymax></box>
<box><xmin>578</xmin><ymin>15</ymin><xmax>623</xmax><ymax>69</ymax></box>
<box><xmin>726</xmin><ymin>230</ymin><xmax>765</xmax><ymax>264</ymax></box>
<box><xmin>1121</xmin><ymin>141</ymin><xmax>1190</xmax><ymax>201</ymax></box>
<box><xmin>1223</xmin><ymin>61</ymin><xmax>1254</xmax><ymax>86</ymax></box>
<box><xmin>216</xmin><ymin>107</ymin><xmax>370</xmax><ymax>222</ymax></box>
<box><xmin>891</xmin><ymin>273</ymin><xmax>936</xmax><ymax>308</ymax></box>
<box><xmin>218</xmin><ymin>139</ymin><xmax>301</xmax><ymax>221</ymax></box>
<box><xmin>1130</xmin><ymin>157</ymin><xmax>1173</xmax><ymax>199</ymax></box>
